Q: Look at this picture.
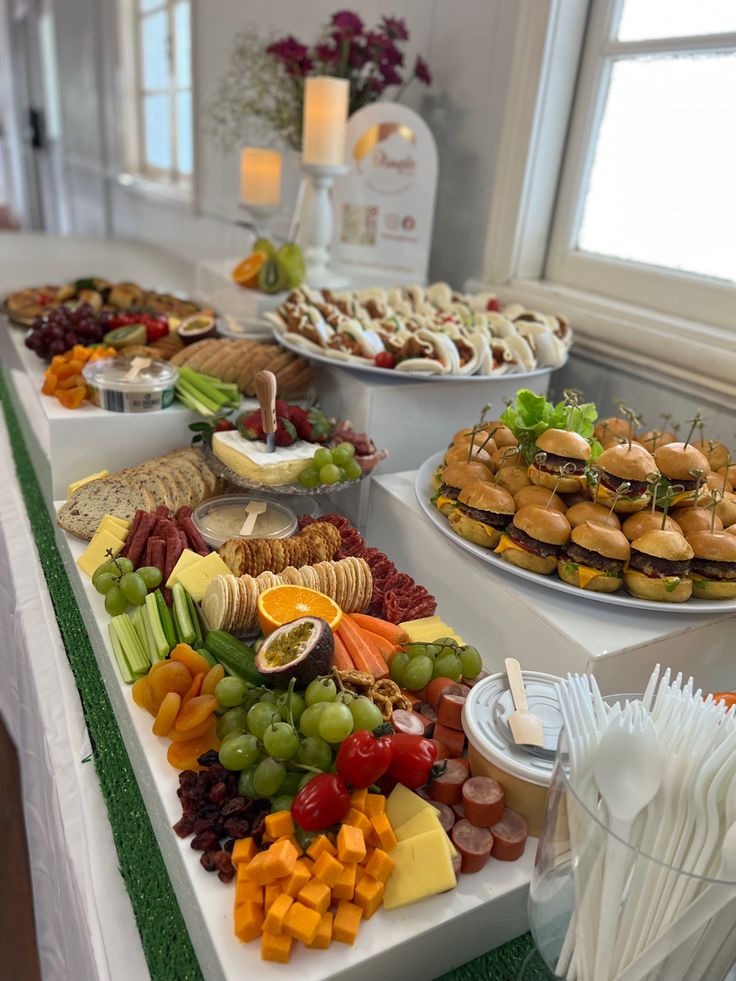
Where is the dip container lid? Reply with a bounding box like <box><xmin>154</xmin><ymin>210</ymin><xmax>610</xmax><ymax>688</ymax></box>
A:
<box><xmin>82</xmin><ymin>356</ymin><xmax>178</xmax><ymax>392</ymax></box>
<box><xmin>462</xmin><ymin>670</ymin><xmax>563</xmax><ymax>788</ymax></box>
<box><xmin>192</xmin><ymin>494</ymin><xmax>298</xmax><ymax>549</ymax></box>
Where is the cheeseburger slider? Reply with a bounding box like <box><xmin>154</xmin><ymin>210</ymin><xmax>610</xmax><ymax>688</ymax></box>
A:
<box><xmin>624</xmin><ymin>530</ymin><xmax>694</xmax><ymax>603</ymax></box>
<box><xmin>594</xmin><ymin>417</ymin><xmax>633</xmax><ymax>447</ymax></box>
<box><xmin>436</xmin><ymin>461</ymin><xmax>491</xmax><ymax>515</ymax></box>
<box><xmin>654</xmin><ymin>442</ymin><xmax>711</xmax><ymax>507</ymax></box>
<box><xmin>639</xmin><ymin>429</ymin><xmax>676</xmax><ymax>454</ymax></box>
<box><xmin>495</xmin><ymin>465</ymin><xmax>532</xmax><ymax>496</ymax></box>
<box><xmin>558</xmin><ymin>521</ymin><xmax>631</xmax><ymax>592</ymax></box>
<box><xmin>528</xmin><ymin>429</ymin><xmax>591</xmax><ymax>493</ymax></box>
<box><xmin>514</xmin><ymin>486</ymin><xmax>567</xmax><ymax>513</ymax></box>
<box><xmin>671</xmin><ymin>507</ymin><xmax>722</xmax><ymax>536</ymax></box>
<box><xmin>567</xmin><ymin>501</ymin><xmax>621</xmax><ymax>530</ymax></box>
<box><xmin>594</xmin><ymin>443</ymin><xmax>657</xmax><ymax>513</ymax></box>
<box><xmin>622</xmin><ymin>511</ymin><xmax>681</xmax><ymax>541</ymax></box>
<box><xmin>495</xmin><ymin>504</ymin><xmax>571</xmax><ymax>575</ymax></box>
<box><xmin>716</xmin><ymin>492</ymin><xmax>736</xmax><ymax>527</ymax></box>
<box><xmin>707</xmin><ymin>471</ymin><xmax>734</xmax><ymax>494</ymax></box>
<box><xmin>448</xmin><ymin>481</ymin><xmax>515</xmax><ymax>548</ymax></box>
<box><xmin>692</xmin><ymin>439</ymin><xmax>730</xmax><ymax>472</ymax></box>
<box><xmin>726</xmin><ymin>525</ymin><xmax>736</xmax><ymax>537</ymax></box>
<box><xmin>485</xmin><ymin>421</ymin><xmax>518</xmax><ymax>448</ymax></box>
<box><xmin>444</xmin><ymin>442</ymin><xmax>494</xmax><ymax>469</ymax></box>
<box><xmin>686</xmin><ymin>530</ymin><xmax>736</xmax><ymax>599</ymax></box>
<box><xmin>491</xmin><ymin>446</ymin><xmax>522</xmax><ymax>471</ymax></box>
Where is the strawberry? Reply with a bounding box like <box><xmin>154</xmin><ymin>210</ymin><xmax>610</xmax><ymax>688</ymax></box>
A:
<box><xmin>215</xmin><ymin>418</ymin><xmax>235</xmax><ymax>432</ymax></box>
<box><xmin>274</xmin><ymin>416</ymin><xmax>297</xmax><ymax>446</ymax></box>
<box><xmin>237</xmin><ymin>409</ymin><xmax>264</xmax><ymax>441</ymax></box>
<box><xmin>287</xmin><ymin>405</ymin><xmax>312</xmax><ymax>440</ymax></box>
<box><xmin>486</xmin><ymin>297</ymin><xmax>501</xmax><ymax>312</ymax></box>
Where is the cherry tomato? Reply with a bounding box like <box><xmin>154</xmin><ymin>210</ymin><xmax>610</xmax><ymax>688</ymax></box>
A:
<box><xmin>375</xmin><ymin>352</ymin><xmax>395</xmax><ymax>370</ymax></box>
<box><xmin>486</xmin><ymin>297</ymin><xmax>501</xmax><ymax>312</ymax></box>
<box><xmin>335</xmin><ymin>730</ymin><xmax>393</xmax><ymax>789</ymax></box>
<box><xmin>291</xmin><ymin>772</ymin><xmax>351</xmax><ymax>831</ymax></box>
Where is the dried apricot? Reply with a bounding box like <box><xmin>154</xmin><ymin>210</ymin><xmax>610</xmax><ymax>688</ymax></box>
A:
<box><xmin>152</xmin><ymin>691</ymin><xmax>181</xmax><ymax>737</ymax></box>
<box><xmin>168</xmin><ymin>717</ymin><xmax>217</xmax><ymax>742</ymax></box>
<box><xmin>149</xmin><ymin>660</ymin><xmax>192</xmax><ymax>702</ymax></box>
<box><xmin>56</xmin><ymin>386</ymin><xmax>86</xmax><ymax>409</ymax></box>
<box><xmin>170</xmin><ymin>644</ymin><xmax>211</xmax><ymax>677</ymax></box>
<box><xmin>176</xmin><ymin>694</ymin><xmax>217</xmax><ymax>731</ymax></box>
<box><xmin>181</xmin><ymin>672</ymin><xmax>204</xmax><ymax>707</ymax></box>
<box><xmin>131</xmin><ymin>676</ymin><xmax>157</xmax><ymax>716</ymax></box>
<box><xmin>201</xmin><ymin>664</ymin><xmax>225</xmax><ymax>696</ymax></box>
<box><xmin>167</xmin><ymin>731</ymin><xmax>220</xmax><ymax>771</ymax></box>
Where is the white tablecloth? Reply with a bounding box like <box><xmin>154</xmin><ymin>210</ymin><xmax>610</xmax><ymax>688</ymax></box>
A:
<box><xmin>0</xmin><ymin>413</ymin><xmax>149</xmax><ymax>981</ymax></box>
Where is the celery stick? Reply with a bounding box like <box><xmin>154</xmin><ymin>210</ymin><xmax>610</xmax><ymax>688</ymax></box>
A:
<box><xmin>141</xmin><ymin>603</ymin><xmax>161</xmax><ymax>664</ymax></box>
<box><xmin>179</xmin><ymin>367</ymin><xmax>231</xmax><ymax>407</ymax></box>
<box><xmin>108</xmin><ymin>621</ymin><xmax>135</xmax><ymax>684</ymax></box>
<box><xmin>131</xmin><ymin>606</ymin><xmax>147</xmax><ymax>654</ymax></box>
<box><xmin>186</xmin><ymin>592</ymin><xmax>203</xmax><ymax>648</ymax></box>
<box><xmin>175</xmin><ymin>388</ymin><xmax>207</xmax><ymax>414</ymax></box>
<box><xmin>172</xmin><ymin>583</ymin><xmax>196</xmax><ymax>644</ymax></box>
<box><xmin>115</xmin><ymin>615</ymin><xmax>149</xmax><ymax>676</ymax></box>
<box><xmin>155</xmin><ymin>590</ymin><xmax>176</xmax><ymax>651</ymax></box>
<box><xmin>145</xmin><ymin>593</ymin><xmax>170</xmax><ymax>661</ymax></box>
<box><xmin>176</xmin><ymin>377</ymin><xmax>219</xmax><ymax>414</ymax></box>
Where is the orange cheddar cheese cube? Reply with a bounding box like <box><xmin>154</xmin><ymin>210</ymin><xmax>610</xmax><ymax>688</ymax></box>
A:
<box><xmin>244</xmin><ymin>851</ymin><xmax>274</xmax><ymax>885</ymax></box>
<box><xmin>344</xmin><ymin>807</ymin><xmax>372</xmax><ymax>839</ymax></box>
<box><xmin>264</xmin><ymin>838</ymin><xmax>299</xmax><ymax>879</ymax></box>
<box><xmin>235</xmin><ymin>880</ymin><xmax>264</xmax><ymax>907</ymax></box>
<box><xmin>350</xmin><ymin>788</ymin><xmax>369</xmax><ymax>812</ymax></box>
<box><xmin>297</xmin><ymin>878</ymin><xmax>331</xmax><ymax>915</ymax></box>
<box><xmin>337</xmin><ymin>823</ymin><xmax>367</xmax><ymax>864</ymax></box>
<box><xmin>305</xmin><ymin>911</ymin><xmax>333</xmax><ymax>950</ymax></box>
<box><xmin>370</xmin><ymin>812</ymin><xmax>398</xmax><ymax>851</ymax></box>
<box><xmin>281</xmin><ymin>859</ymin><xmax>312</xmax><ymax>898</ymax></box>
<box><xmin>312</xmin><ymin>851</ymin><xmax>344</xmax><ymax>888</ymax></box>
<box><xmin>264</xmin><ymin>883</ymin><xmax>282</xmax><ymax>910</ymax></box>
<box><xmin>263</xmin><ymin>893</ymin><xmax>293</xmax><ymax>935</ymax></box>
<box><xmin>231</xmin><ymin>837</ymin><xmax>258</xmax><ymax>865</ymax></box>
<box><xmin>363</xmin><ymin>848</ymin><xmax>395</xmax><ymax>884</ymax></box>
<box><xmin>236</xmin><ymin>861</ymin><xmax>253</xmax><ymax>885</ymax></box>
<box><xmin>332</xmin><ymin>862</ymin><xmax>357</xmax><ymax>902</ymax></box>
<box><xmin>364</xmin><ymin>793</ymin><xmax>386</xmax><ymax>817</ymax></box>
<box><xmin>354</xmin><ymin>876</ymin><xmax>384</xmax><ymax>920</ymax></box>
<box><xmin>261</xmin><ymin>930</ymin><xmax>292</xmax><ymax>963</ymax></box>
<box><xmin>283</xmin><ymin>901</ymin><xmax>321</xmax><ymax>944</ymax></box>
<box><xmin>234</xmin><ymin>901</ymin><xmax>264</xmax><ymax>943</ymax></box>
<box><xmin>264</xmin><ymin>810</ymin><xmax>295</xmax><ymax>840</ymax></box>
<box><xmin>332</xmin><ymin>900</ymin><xmax>363</xmax><ymax>945</ymax></box>
<box><xmin>307</xmin><ymin>835</ymin><xmax>337</xmax><ymax>861</ymax></box>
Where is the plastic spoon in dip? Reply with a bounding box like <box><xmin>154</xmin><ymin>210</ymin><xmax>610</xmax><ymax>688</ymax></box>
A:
<box><xmin>239</xmin><ymin>500</ymin><xmax>267</xmax><ymax>537</ymax></box>
<box><xmin>504</xmin><ymin>658</ymin><xmax>544</xmax><ymax>747</ymax></box>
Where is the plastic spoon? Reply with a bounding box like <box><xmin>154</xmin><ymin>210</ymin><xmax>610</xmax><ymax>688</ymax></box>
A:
<box><xmin>504</xmin><ymin>658</ymin><xmax>543</xmax><ymax>747</ymax></box>
<box><xmin>239</xmin><ymin>500</ymin><xmax>266</xmax><ymax>537</ymax></box>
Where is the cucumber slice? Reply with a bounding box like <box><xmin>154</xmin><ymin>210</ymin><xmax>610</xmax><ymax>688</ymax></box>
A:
<box><xmin>186</xmin><ymin>591</ymin><xmax>203</xmax><ymax>648</ymax></box>
<box><xmin>172</xmin><ymin>583</ymin><xmax>196</xmax><ymax>645</ymax></box>
<box><xmin>196</xmin><ymin>647</ymin><xmax>217</xmax><ymax>668</ymax></box>
<box><xmin>155</xmin><ymin>589</ymin><xmax>176</xmax><ymax>651</ymax></box>
<box><xmin>145</xmin><ymin>593</ymin><xmax>170</xmax><ymax>661</ymax></box>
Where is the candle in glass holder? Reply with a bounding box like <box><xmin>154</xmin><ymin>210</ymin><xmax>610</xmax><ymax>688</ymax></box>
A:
<box><xmin>240</xmin><ymin>148</ymin><xmax>282</xmax><ymax>206</ymax></box>
<box><xmin>302</xmin><ymin>77</ymin><xmax>349</xmax><ymax>167</ymax></box>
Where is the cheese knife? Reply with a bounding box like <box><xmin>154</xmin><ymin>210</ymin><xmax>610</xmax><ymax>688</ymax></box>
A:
<box><xmin>255</xmin><ymin>369</ymin><xmax>278</xmax><ymax>454</ymax></box>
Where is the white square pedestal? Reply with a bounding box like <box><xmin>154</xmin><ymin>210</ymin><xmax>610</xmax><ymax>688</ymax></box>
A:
<box><xmin>366</xmin><ymin>471</ymin><xmax>736</xmax><ymax>694</ymax></box>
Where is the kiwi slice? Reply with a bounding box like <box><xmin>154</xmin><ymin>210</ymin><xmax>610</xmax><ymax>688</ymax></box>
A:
<box><xmin>258</xmin><ymin>257</ymin><xmax>289</xmax><ymax>294</ymax></box>
<box><xmin>103</xmin><ymin>324</ymin><xmax>147</xmax><ymax>348</ymax></box>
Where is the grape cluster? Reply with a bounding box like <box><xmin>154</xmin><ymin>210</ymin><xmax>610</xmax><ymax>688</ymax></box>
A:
<box><xmin>298</xmin><ymin>442</ymin><xmax>363</xmax><ymax>489</ymax></box>
<box><xmin>389</xmin><ymin>638</ymin><xmax>482</xmax><ymax>691</ymax></box>
<box><xmin>92</xmin><ymin>555</ymin><xmax>163</xmax><ymax>615</ymax></box>
<box><xmin>24</xmin><ymin>303</ymin><xmax>106</xmax><ymax>360</ymax></box>
<box><xmin>215</xmin><ymin>677</ymin><xmax>384</xmax><ymax>807</ymax></box>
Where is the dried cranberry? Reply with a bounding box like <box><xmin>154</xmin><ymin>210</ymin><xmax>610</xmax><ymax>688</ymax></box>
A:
<box><xmin>221</xmin><ymin>797</ymin><xmax>249</xmax><ymax>817</ymax></box>
<box><xmin>192</xmin><ymin>817</ymin><xmax>216</xmax><ymax>834</ymax></box>
<box><xmin>200</xmin><ymin>851</ymin><xmax>217</xmax><ymax>872</ymax></box>
<box><xmin>197</xmin><ymin>750</ymin><xmax>219</xmax><ymax>768</ymax></box>
<box><xmin>208</xmin><ymin>781</ymin><xmax>228</xmax><ymax>804</ymax></box>
<box><xmin>223</xmin><ymin>817</ymin><xmax>250</xmax><ymax>839</ymax></box>
<box><xmin>172</xmin><ymin>816</ymin><xmax>194</xmax><ymax>838</ymax></box>
<box><xmin>191</xmin><ymin>831</ymin><xmax>220</xmax><ymax>852</ymax></box>
<box><xmin>223</xmin><ymin>838</ymin><xmax>235</xmax><ymax>854</ymax></box>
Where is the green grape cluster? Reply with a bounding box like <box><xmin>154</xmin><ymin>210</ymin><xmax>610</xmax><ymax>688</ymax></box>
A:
<box><xmin>214</xmin><ymin>675</ymin><xmax>385</xmax><ymax>809</ymax></box>
<box><xmin>298</xmin><ymin>442</ymin><xmax>362</xmax><ymax>489</ymax></box>
<box><xmin>389</xmin><ymin>638</ymin><xmax>482</xmax><ymax>691</ymax></box>
<box><xmin>91</xmin><ymin>552</ymin><xmax>163</xmax><ymax>616</ymax></box>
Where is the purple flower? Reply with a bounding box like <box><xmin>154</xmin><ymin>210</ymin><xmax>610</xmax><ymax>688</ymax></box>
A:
<box><xmin>266</xmin><ymin>35</ymin><xmax>313</xmax><ymax>77</ymax></box>
<box><xmin>379</xmin><ymin>63</ymin><xmax>402</xmax><ymax>86</ymax></box>
<box><xmin>414</xmin><ymin>54</ymin><xmax>431</xmax><ymax>85</ymax></box>
<box><xmin>315</xmin><ymin>41</ymin><xmax>340</xmax><ymax>64</ymax></box>
<box><xmin>380</xmin><ymin>41</ymin><xmax>403</xmax><ymax>67</ymax></box>
<box><xmin>380</xmin><ymin>16</ymin><xmax>409</xmax><ymax>41</ymax></box>
<box><xmin>331</xmin><ymin>10</ymin><xmax>364</xmax><ymax>37</ymax></box>
<box><xmin>348</xmin><ymin>41</ymin><xmax>369</xmax><ymax>68</ymax></box>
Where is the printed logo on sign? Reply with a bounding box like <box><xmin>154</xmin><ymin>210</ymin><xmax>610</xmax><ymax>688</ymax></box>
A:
<box><xmin>353</xmin><ymin>122</ymin><xmax>418</xmax><ymax>195</ymax></box>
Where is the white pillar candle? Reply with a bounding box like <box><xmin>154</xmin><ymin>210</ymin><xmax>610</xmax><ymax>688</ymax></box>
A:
<box><xmin>240</xmin><ymin>148</ymin><xmax>282</xmax><ymax>206</ymax></box>
<box><xmin>302</xmin><ymin>76</ymin><xmax>349</xmax><ymax>167</ymax></box>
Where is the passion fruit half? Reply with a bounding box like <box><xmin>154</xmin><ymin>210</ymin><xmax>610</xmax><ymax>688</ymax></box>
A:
<box><xmin>255</xmin><ymin>616</ymin><xmax>333</xmax><ymax>688</ymax></box>
<box><xmin>177</xmin><ymin>313</ymin><xmax>217</xmax><ymax>345</ymax></box>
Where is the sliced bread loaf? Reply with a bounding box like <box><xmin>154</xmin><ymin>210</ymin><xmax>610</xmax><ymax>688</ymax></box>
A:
<box><xmin>57</xmin><ymin>479</ymin><xmax>153</xmax><ymax>540</ymax></box>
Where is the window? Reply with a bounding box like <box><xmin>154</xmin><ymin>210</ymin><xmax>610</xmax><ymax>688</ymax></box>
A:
<box><xmin>546</xmin><ymin>0</ymin><xmax>736</xmax><ymax>328</ymax></box>
<box><xmin>120</xmin><ymin>0</ymin><xmax>192</xmax><ymax>191</ymax></box>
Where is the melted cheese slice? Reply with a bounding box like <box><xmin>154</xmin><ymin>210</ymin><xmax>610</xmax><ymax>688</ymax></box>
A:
<box><xmin>576</xmin><ymin>564</ymin><xmax>604</xmax><ymax>589</ymax></box>
<box><xmin>435</xmin><ymin>495</ymin><xmax>456</xmax><ymax>511</ymax></box>
<box><xmin>495</xmin><ymin>533</ymin><xmax>524</xmax><ymax>555</ymax></box>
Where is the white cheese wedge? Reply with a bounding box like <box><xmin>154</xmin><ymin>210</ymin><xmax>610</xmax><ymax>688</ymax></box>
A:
<box><xmin>67</xmin><ymin>470</ymin><xmax>109</xmax><ymax>499</ymax></box>
<box><xmin>395</xmin><ymin>809</ymin><xmax>457</xmax><ymax>857</ymax></box>
<box><xmin>382</xmin><ymin>829</ymin><xmax>457</xmax><ymax>909</ymax></box>
<box><xmin>212</xmin><ymin>430</ymin><xmax>316</xmax><ymax>486</ymax></box>
<box><xmin>176</xmin><ymin>553</ymin><xmax>234</xmax><ymax>602</ymax></box>
<box><xmin>166</xmin><ymin>548</ymin><xmax>203</xmax><ymax>588</ymax></box>
<box><xmin>386</xmin><ymin>784</ymin><xmax>439</xmax><ymax>829</ymax></box>
<box><xmin>77</xmin><ymin>528</ymin><xmax>126</xmax><ymax>577</ymax></box>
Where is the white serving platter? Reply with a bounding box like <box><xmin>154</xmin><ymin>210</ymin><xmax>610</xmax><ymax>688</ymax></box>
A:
<box><xmin>415</xmin><ymin>453</ymin><xmax>736</xmax><ymax>615</ymax></box>
<box><xmin>55</xmin><ymin>509</ymin><xmax>533</xmax><ymax>981</ymax></box>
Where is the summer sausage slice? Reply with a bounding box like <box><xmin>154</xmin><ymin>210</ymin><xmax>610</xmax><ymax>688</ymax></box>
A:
<box><xmin>451</xmin><ymin>819</ymin><xmax>493</xmax><ymax>873</ymax></box>
<box><xmin>489</xmin><ymin>809</ymin><xmax>528</xmax><ymax>861</ymax></box>
<box><xmin>462</xmin><ymin>776</ymin><xmax>505</xmax><ymax>827</ymax></box>
<box><xmin>437</xmin><ymin>693</ymin><xmax>467</xmax><ymax>731</ymax></box>
<box><xmin>451</xmin><ymin>852</ymin><xmax>463</xmax><ymax>878</ymax></box>
<box><xmin>433</xmin><ymin>801</ymin><xmax>456</xmax><ymax>834</ymax></box>
<box><xmin>452</xmin><ymin>801</ymin><xmax>465</xmax><ymax>821</ymax></box>
<box><xmin>390</xmin><ymin>709</ymin><xmax>426</xmax><ymax>736</ymax></box>
<box><xmin>427</xmin><ymin>758</ymin><xmax>468</xmax><ymax>805</ymax></box>
<box><xmin>433</xmin><ymin>722</ymin><xmax>466</xmax><ymax>758</ymax></box>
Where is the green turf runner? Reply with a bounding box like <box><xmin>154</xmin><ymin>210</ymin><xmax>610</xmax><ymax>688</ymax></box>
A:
<box><xmin>0</xmin><ymin>372</ymin><xmax>534</xmax><ymax>981</ymax></box>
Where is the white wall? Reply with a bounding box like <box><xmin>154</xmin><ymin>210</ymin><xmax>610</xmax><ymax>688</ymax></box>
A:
<box><xmin>51</xmin><ymin>0</ymin><xmax>523</xmax><ymax>287</ymax></box>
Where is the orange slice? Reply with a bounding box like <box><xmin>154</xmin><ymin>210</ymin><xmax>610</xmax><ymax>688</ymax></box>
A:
<box><xmin>257</xmin><ymin>585</ymin><xmax>343</xmax><ymax>636</ymax></box>
<box><xmin>231</xmin><ymin>250</ymin><xmax>268</xmax><ymax>288</ymax></box>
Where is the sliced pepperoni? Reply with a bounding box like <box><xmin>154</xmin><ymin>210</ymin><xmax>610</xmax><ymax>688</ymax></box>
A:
<box><xmin>437</xmin><ymin>693</ymin><xmax>466</xmax><ymax>731</ymax></box>
<box><xmin>433</xmin><ymin>802</ymin><xmax>456</xmax><ymax>834</ymax></box>
<box><xmin>427</xmin><ymin>758</ymin><xmax>468</xmax><ymax>805</ymax></box>
<box><xmin>451</xmin><ymin>819</ymin><xmax>493</xmax><ymax>874</ymax></box>
<box><xmin>462</xmin><ymin>776</ymin><xmax>505</xmax><ymax>828</ymax></box>
<box><xmin>489</xmin><ymin>809</ymin><xmax>528</xmax><ymax>861</ymax></box>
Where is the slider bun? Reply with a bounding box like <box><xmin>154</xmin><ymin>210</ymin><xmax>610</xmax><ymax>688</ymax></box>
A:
<box><xmin>444</xmin><ymin>443</ymin><xmax>494</xmax><ymax>468</ymax></box>
<box><xmin>693</xmin><ymin>439</ymin><xmax>730</xmax><ymax>472</ymax></box>
<box><xmin>623</xmin><ymin>511</ymin><xmax>682</xmax><ymax>541</ymax></box>
<box><xmin>624</xmin><ymin>570</ymin><xmax>693</xmax><ymax>603</ymax></box>
<box><xmin>686</xmin><ymin>530</ymin><xmax>736</xmax><ymax>562</ymax></box>
<box><xmin>536</xmin><ymin>428</ymin><xmax>591</xmax><ymax>460</ymax></box>
<box><xmin>639</xmin><ymin>430</ymin><xmax>676</xmax><ymax>453</ymax></box>
<box><xmin>571</xmin><ymin>521</ymin><xmax>630</xmax><ymax>561</ymax></box>
<box><xmin>671</xmin><ymin>507</ymin><xmax>722</xmax><ymax>537</ymax></box>
<box><xmin>513</xmin><ymin>504</ymin><xmax>571</xmax><ymax>546</ymax></box>
<box><xmin>596</xmin><ymin>442</ymin><xmax>657</xmax><ymax>481</ymax></box>
<box><xmin>655</xmin><ymin>442</ymin><xmax>711</xmax><ymax>479</ymax></box>
<box><xmin>557</xmin><ymin>561</ymin><xmax>624</xmax><ymax>593</ymax></box>
<box><xmin>491</xmin><ymin>446</ymin><xmax>522</xmax><ymax>471</ymax></box>
<box><xmin>441</xmin><ymin>461</ymin><xmax>491</xmax><ymax>489</ymax></box>
<box><xmin>485</xmin><ymin>421</ymin><xmax>517</xmax><ymax>448</ymax></box>
<box><xmin>715</xmin><ymin>493</ymin><xmax>736</xmax><ymax>527</ymax></box>
<box><xmin>500</xmin><ymin>546</ymin><xmax>557</xmax><ymax>575</ymax></box>
<box><xmin>457</xmin><ymin>480</ymin><xmax>515</xmax><ymax>514</ymax></box>
<box><xmin>514</xmin><ymin>486</ymin><xmax>567</xmax><ymax>513</ymax></box>
<box><xmin>630</xmin><ymin>529</ymin><xmax>694</xmax><ymax>561</ymax></box>
<box><xmin>567</xmin><ymin>502</ymin><xmax>621</xmax><ymax>530</ymax></box>
<box><xmin>528</xmin><ymin>466</ymin><xmax>583</xmax><ymax>494</ymax></box>
<box><xmin>448</xmin><ymin>507</ymin><xmax>501</xmax><ymax>548</ymax></box>
<box><xmin>495</xmin><ymin>466</ymin><xmax>532</xmax><ymax>495</ymax></box>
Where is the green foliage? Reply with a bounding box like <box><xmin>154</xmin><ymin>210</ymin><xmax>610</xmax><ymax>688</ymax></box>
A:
<box><xmin>500</xmin><ymin>389</ymin><xmax>601</xmax><ymax>464</ymax></box>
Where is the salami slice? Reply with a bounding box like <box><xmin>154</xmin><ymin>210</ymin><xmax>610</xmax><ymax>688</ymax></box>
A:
<box><xmin>127</xmin><ymin>512</ymin><xmax>156</xmax><ymax>568</ymax></box>
<box><xmin>119</xmin><ymin>510</ymin><xmax>144</xmax><ymax>557</ymax></box>
<box><xmin>427</xmin><ymin>758</ymin><xmax>468</xmax><ymax>806</ymax></box>
<box><xmin>451</xmin><ymin>819</ymin><xmax>493</xmax><ymax>874</ymax></box>
<box><xmin>489</xmin><ymin>809</ymin><xmax>528</xmax><ymax>861</ymax></box>
<box><xmin>462</xmin><ymin>776</ymin><xmax>505</xmax><ymax>828</ymax></box>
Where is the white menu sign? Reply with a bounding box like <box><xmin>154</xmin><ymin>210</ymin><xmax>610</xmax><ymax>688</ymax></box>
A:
<box><xmin>332</xmin><ymin>102</ymin><xmax>438</xmax><ymax>285</ymax></box>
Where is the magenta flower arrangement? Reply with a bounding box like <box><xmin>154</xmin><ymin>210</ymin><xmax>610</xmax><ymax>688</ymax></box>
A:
<box><xmin>210</xmin><ymin>11</ymin><xmax>431</xmax><ymax>152</ymax></box>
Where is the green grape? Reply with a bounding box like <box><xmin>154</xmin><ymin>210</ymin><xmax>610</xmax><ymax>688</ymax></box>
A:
<box><xmin>405</xmin><ymin>644</ymin><xmax>428</xmax><ymax>659</ymax></box>
<box><xmin>247</xmin><ymin>702</ymin><xmax>281</xmax><ymax>739</ymax></box>
<box><xmin>276</xmin><ymin>691</ymin><xmax>306</xmax><ymax>725</ymax></box>
<box><xmin>119</xmin><ymin>572</ymin><xmax>147</xmax><ymax>606</ymax></box>
<box><xmin>260</xmin><ymin>690</ymin><xmax>278</xmax><ymax>704</ymax></box>
<box><xmin>113</xmin><ymin>557</ymin><xmax>134</xmax><ymax>574</ymax></box>
<box><xmin>216</xmin><ymin>705</ymin><xmax>249</xmax><ymax>740</ymax></box>
<box><xmin>319</xmin><ymin>702</ymin><xmax>353</xmax><ymax>743</ymax></box>
<box><xmin>104</xmin><ymin>585</ymin><xmax>128</xmax><ymax>616</ymax></box>
<box><xmin>253</xmin><ymin>757</ymin><xmax>286</xmax><ymax>797</ymax></box>
<box><xmin>459</xmin><ymin>645</ymin><xmax>482</xmax><ymax>679</ymax></box>
<box><xmin>136</xmin><ymin>566</ymin><xmax>163</xmax><ymax>589</ymax></box>
<box><xmin>263</xmin><ymin>722</ymin><xmax>300</xmax><ymax>760</ymax></box>
<box><xmin>348</xmin><ymin>696</ymin><xmax>383</xmax><ymax>732</ymax></box>
<box><xmin>270</xmin><ymin>795</ymin><xmax>295</xmax><ymax>812</ymax></box>
<box><xmin>299</xmin><ymin>702</ymin><xmax>329</xmax><ymax>738</ymax></box>
<box><xmin>280</xmin><ymin>771</ymin><xmax>305</xmax><ymax>797</ymax></box>
<box><xmin>433</xmin><ymin>653</ymin><xmax>463</xmax><ymax>681</ymax></box>
<box><xmin>238</xmin><ymin>767</ymin><xmax>259</xmax><ymax>799</ymax></box>
<box><xmin>330</xmin><ymin>446</ymin><xmax>352</xmax><ymax>467</ymax></box>
<box><xmin>336</xmin><ymin>441</ymin><xmax>356</xmax><ymax>458</ymax></box>
<box><xmin>93</xmin><ymin>572</ymin><xmax>119</xmax><ymax>595</ymax></box>
<box><xmin>389</xmin><ymin>650</ymin><xmax>410</xmax><ymax>686</ymax></box>
<box><xmin>424</xmin><ymin>644</ymin><xmax>441</xmax><ymax>660</ymax></box>
<box><xmin>435</xmin><ymin>637</ymin><xmax>458</xmax><ymax>649</ymax></box>
<box><xmin>313</xmin><ymin>447</ymin><xmax>333</xmax><ymax>470</ymax></box>
<box><xmin>294</xmin><ymin>825</ymin><xmax>319</xmax><ymax>853</ymax></box>
<box><xmin>297</xmin><ymin>736</ymin><xmax>333</xmax><ymax>770</ymax></box>
<box><xmin>215</xmin><ymin>676</ymin><xmax>249</xmax><ymax>708</ymax></box>
<box><xmin>305</xmin><ymin>678</ymin><xmax>337</xmax><ymax>706</ymax></box>
<box><xmin>435</xmin><ymin>643</ymin><xmax>459</xmax><ymax>660</ymax></box>
<box><xmin>299</xmin><ymin>467</ymin><xmax>321</xmax><ymax>489</ymax></box>
<box><xmin>403</xmin><ymin>655</ymin><xmax>433</xmax><ymax>691</ymax></box>
<box><xmin>343</xmin><ymin>458</ymin><xmax>362</xmax><ymax>482</ymax></box>
<box><xmin>93</xmin><ymin>559</ymin><xmax>118</xmax><ymax>583</ymax></box>
<box><xmin>319</xmin><ymin>464</ymin><xmax>341</xmax><ymax>485</ymax></box>
<box><xmin>218</xmin><ymin>733</ymin><xmax>260</xmax><ymax>771</ymax></box>
<box><xmin>299</xmin><ymin>772</ymin><xmax>315</xmax><ymax>790</ymax></box>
